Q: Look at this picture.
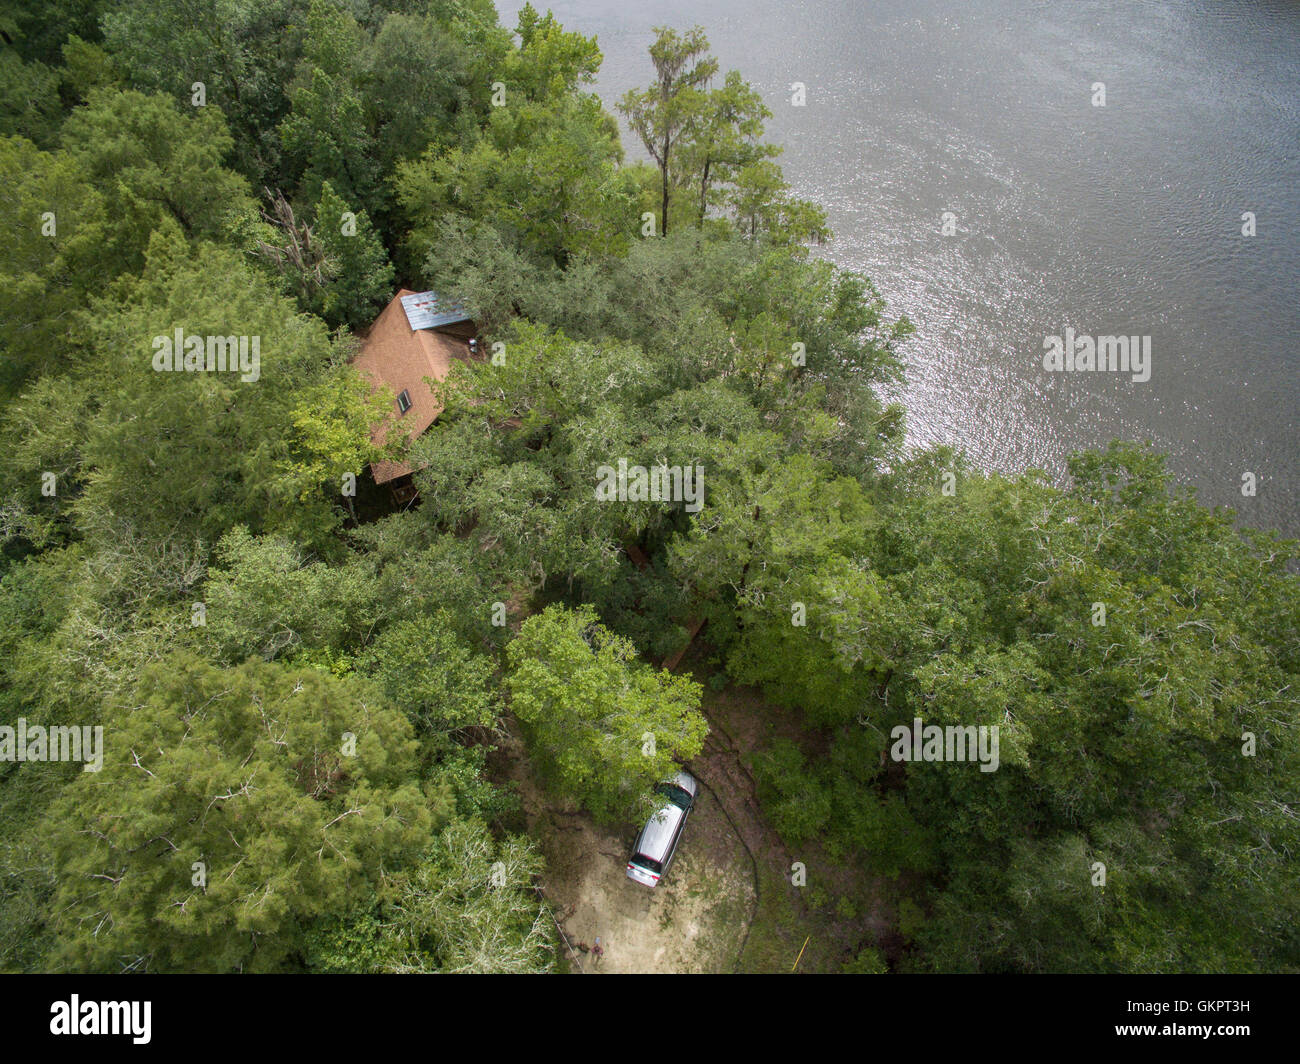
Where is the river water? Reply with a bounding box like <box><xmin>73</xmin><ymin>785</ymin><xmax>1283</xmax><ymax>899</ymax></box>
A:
<box><xmin>499</xmin><ymin>0</ymin><xmax>1299</xmax><ymax>535</ymax></box>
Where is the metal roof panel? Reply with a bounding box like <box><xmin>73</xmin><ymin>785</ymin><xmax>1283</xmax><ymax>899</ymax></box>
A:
<box><xmin>400</xmin><ymin>291</ymin><xmax>470</xmax><ymax>331</ymax></box>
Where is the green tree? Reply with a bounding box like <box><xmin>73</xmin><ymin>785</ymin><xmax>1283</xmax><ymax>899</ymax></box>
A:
<box><xmin>397</xmin><ymin>9</ymin><xmax>632</xmax><ymax>267</ymax></box>
<box><xmin>730</xmin><ymin>159</ymin><xmax>829</xmax><ymax>245</ymax></box>
<box><xmin>363</xmin><ymin>9</ymin><xmax>478</xmax><ymax>173</ymax></box>
<box><xmin>361</xmin><ymin>614</ymin><xmax>497</xmax><ymax>736</ymax></box>
<box><xmin>278</xmin><ymin>0</ymin><xmax>378</xmax><ymax>213</ymax></box>
<box><xmin>678</xmin><ymin>69</ymin><xmax>775</xmax><ymax>228</ymax></box>
<box><xmin>501</xmin><ymin>3</ymin><xmax>603</xmax><ymax>103</ymax></box>
<box><xmin>46</xmin><ymin>652</ymin><xmax>448</xmax><ymax>972</ymax></box>
<box><xmin>617</xmin><ymin>26</ymin><xmax>716</xmax><ymax>236</ymax></box>
<box><xmin>60</xmin><ymin>89</ymin><xmax>255</xmax><ymax>274</ymax></box>
<box><xmin>202</xmin><ymin>526</ymin><xmax>383</xmax><ymax>664</ymax></box>
<box><xmin>0</xmin><ymin>135</ymin><xmax>105</xmax><ymax>392</ymax></box>
<box><xmin>0</xmin><ymin>48</ymin><xmax>62</xmax><ymax>144</ymax></box>
<box><xmin>100</xmin><ymin>0</ymin><xmax>310</xmax><ymax>185</ymax></box>
<box><xmin>304</xmin><ymin>819</ymin><xmax>553</xmax><ymax>973</ymax></box>
<box><xmin>398</xmin><ymin>92</ymin><xmax>634</xmax><ymax>266</ymax></box>
<box><xmin>50</xmin><ymin>235</ymin><xmax>378</xmax><ymax>548</ymax></box>
<box><xmin>505</xmin><ymin>604</ymin><xmax>707</xmax><ymax>824</ymax></box>
<box><xmin>311</xmin><ymin>181</ymin><xmax>394</xmax><ymax>328</ymax></box>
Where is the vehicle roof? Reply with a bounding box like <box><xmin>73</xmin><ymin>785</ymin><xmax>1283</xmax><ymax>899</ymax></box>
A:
<box><xmin>635</xmin><ymin>802</ymin><xmax>686</xmax><ymax>862</ymax></box>
<box><xmin>670</xmin><ymin>770</ymin><xmax>698</xmax><ymax>797</ymax></box>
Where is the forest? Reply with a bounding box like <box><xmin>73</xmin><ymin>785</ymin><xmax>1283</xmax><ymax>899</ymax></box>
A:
<box><xmin>0</xmin><ymin>0</ymin><xmax>1296</xmax><ymax>974</ymax></box>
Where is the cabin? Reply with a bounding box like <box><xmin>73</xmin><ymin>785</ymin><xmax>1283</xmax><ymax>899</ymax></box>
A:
<box><xmin>351</xmin><ymin>289</ymin><xmax>481</xmax><ymax>503</ymax></box>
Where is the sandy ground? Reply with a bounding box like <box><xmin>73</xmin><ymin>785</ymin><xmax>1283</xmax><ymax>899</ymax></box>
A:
<box><xmin>499</xmin><ymin>724</ymin><xmax>755</xmax><ymax>974</ymax></box>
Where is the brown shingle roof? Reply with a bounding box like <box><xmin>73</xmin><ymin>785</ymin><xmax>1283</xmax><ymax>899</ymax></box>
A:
<box><xmin>352</xmin><ymin>289</ymin><xmax>476</xmax><ymax>484</ymax></box>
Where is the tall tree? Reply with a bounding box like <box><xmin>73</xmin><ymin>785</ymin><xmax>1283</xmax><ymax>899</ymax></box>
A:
<box><xmin>278</xmin><ymin>0</ymin><xmax>377</xmax><ymax>213</ymax></box>
<box><xmin>310</xmin><ymin>181</ymin><xmax>394</xmax><ymax>328</ymax></box>
<box><xmin>59</xmin><ymin>88</ymin><xmax>255</xmax><ymax>274</ymax></box>
<box><xmin>397</xmin><ymin>6</ymin><xmax>632</xmax><ymax>267</ymax></box>
<box><xmin>397</xmin><ymin>92</ymin><xmax>635</xmax><ymax>267</ymax></box>
<box><xmin>505</xmin><ymin>604</ymin><xmax>707</xmax><ymax>824</ymax></box>
<box><xmin>617</xmin><ymin>26</ymin><xmax>716</xmax><ymax>236</ymax></box>
<box><xmin>679</xmin><ymin>69</ymin><xmax>775</xmax><ymax>228</ymax></box>
<box><xmin>0</xmin><ymin>135</ymin><xmax>105</xmax><ymax>392</ymax></box>
<box><xmin>99</xmin><ymin>0</ymin><xmax>309</xmax><ymax>185</ymax></box>
<box><xmin>57</xmin><ymin>234</ymin><xmax>378</xmax><ymax>548</ymax></box>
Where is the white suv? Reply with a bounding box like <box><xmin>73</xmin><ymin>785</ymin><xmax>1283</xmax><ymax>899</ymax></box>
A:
<box><xmin>626</xmin><ymin>771</ymin><xmax>699</xmax><ymax>888</ymax></box>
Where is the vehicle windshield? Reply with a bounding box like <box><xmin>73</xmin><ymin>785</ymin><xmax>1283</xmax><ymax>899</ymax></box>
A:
<box><xmin>631</xmin><ymin>854</ymin><xmax>663</xmax><ymax>874</ymax></box>
<box><xmin>657</xmin><ymin>783</ymin><xmax>692</xmax><ymax>810</ymax></box>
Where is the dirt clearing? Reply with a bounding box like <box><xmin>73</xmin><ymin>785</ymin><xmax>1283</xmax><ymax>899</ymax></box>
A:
<box><xmin>496</xmin><ymin>722</ymin><xmax>754</xmax><ymax>973</ymax></box>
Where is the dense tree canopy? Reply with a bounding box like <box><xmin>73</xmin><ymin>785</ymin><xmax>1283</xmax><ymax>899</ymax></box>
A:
<box><xmin>47</xmin><ymin>653</ymin><xmax>443</xmax><ymax>972</ymax></box>
<box><xmin>0</xmin><ymin>0</ymin><xmax>1294</xmax><ymax>977</ymax></box>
